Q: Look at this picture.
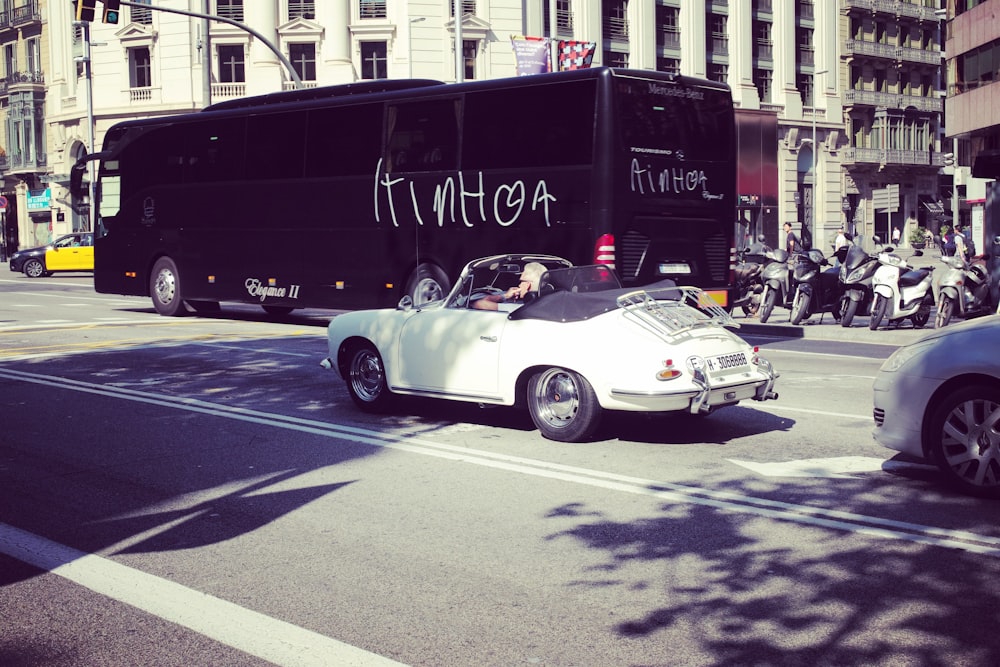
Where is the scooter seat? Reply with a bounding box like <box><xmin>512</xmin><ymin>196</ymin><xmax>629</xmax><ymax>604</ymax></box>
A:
<box><xmin>899</xmin><ymin>268</ymin><xmax>932</xmax><ymax>287</ymax></box>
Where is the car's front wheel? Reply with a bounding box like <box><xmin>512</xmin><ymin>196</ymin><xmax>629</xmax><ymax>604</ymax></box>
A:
<box><xmin>345</xmin><ymin>343</ymin><xmax>394</xmax><ymax>412</ymax></box>
<box><xmin>23</xmin><ymin>258</ymin><xmax>46</xmax><ymax>278</ymax></box>
<box><xmin>927</xmin><ymin>384</ymin><xmax>1000</xmax><ymax>498</ymax></box>
<box><xmin>527</xmin><ymin>367</ymin><xmax>602</xmax><ymax>442</ymax></box>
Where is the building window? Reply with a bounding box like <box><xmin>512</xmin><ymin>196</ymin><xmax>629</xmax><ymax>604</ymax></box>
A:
<box><xmin>360</xmin><ymin>0</ymin><xmax>387</xmax><ymax>19</ymax></box>
<box><xmin>544</xmin><ymin>0</ymin><xmax>574</xmax><ymax>36</ymax></box>
<box><xmin>754</xmin><ymin>68</ymin><xmax>773</xmax><ymax>103</ymax></box>
<box><xmin>657</xmin><ymin>5</ymin><xmax>680</xmax><ymax>50</ymax></box>
<box><xmin>462</xmin><ymin>40</ymin><xmax>477</xmax><ymax>80</ymax></box>
<box><xmin>708</xmin><ymin>63</ymin><xmax>728</xmax><ymax>83</ymax></box>
<box><xmin>754</xmin><ymin>20</ymin><xmax>772</xmax><ymax>60</ymax></box>
<box><xmin>130</xmin><ymin>47</ymin><xmax>152</xmax><ymax>88</ymax></box>
<box><xmin>361</xmin><ymin>42</ymin><xmax>387</xmax><ymax>79</ymax></box>
<box><xmin>798</xmin><ymin>73</ymin><xmax>814</xmax><ymax>106</ymax></box>
<box><xmin>4</xmin><ymin>43</ymin><xmax>15</xmax><ymax>77</ymax></box>
<box><xmin>603</xmin><ymin>50</ymin><xmax>629</xmax><ymax>68</ymax></box>
<box><xmin>289</xmin><ymin>43</ymin><xmax>316</xmax><ymax>82</ymax></box>
<box><xmin>288</xmin><ymin>0</ymin><xmax>315</xmax><ymax>20</ymax></box>
<box><xmin>603</xmin><ymin>0</ymin><xmax>628</xmax><ymax>40</ymax></box>
<box><xmin>218</xmin><ymin>45</ymin><xmax>245</xmax><ymax>83</ymax></box>
<box><xmin>449</xmin><ymin>0</ymin><xmax>476</xmax><ymax>17</ymax></box>
<box><xmin>26</xmin><ymin>38</ymin><xmax>40</xmax><ymax>74</ymax></box>
<box><xmin>708</xmin><ymin>13</ymin><xmax>728</xmax><ymax>55</ymax></box>
<box><xmin>217</xmin><ymin>0</ymin><xmax>244</xmax><ymax>22</ymax></box>
<box><xmin>657</xmin><ymin>57</ymin><xmax>680</xmax><ymax>75</ymax></box>
<box><xmin>131</xmin><ymin>0</ymin><xmax>152</xmax><ymax>24</ymax></box>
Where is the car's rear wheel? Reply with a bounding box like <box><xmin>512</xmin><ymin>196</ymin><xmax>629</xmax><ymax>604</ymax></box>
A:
<box><xmin>527</xmin><ymin>367</ymin><xmax>602</xmax><ymax>442</ymax></box>
<box><xmin>345</xmin><ymin>343</ymin><xmax>394</xmax><ymax>412</ymax></box>
<box><xmin>23</xmin><ymin>258</ymin><xmax>45</xmax><ymax>278</ymax></box>
<box><xmin>150</xmin><ymin>257</ymin><xmax>186</xmax><ymax>316</ymax></box>
<box><xmin>927</xmin><ymin>384</ymin><xmax>1000</xmax><ymax>498</ymax></box>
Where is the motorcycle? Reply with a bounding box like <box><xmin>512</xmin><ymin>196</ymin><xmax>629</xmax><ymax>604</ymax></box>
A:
<box><xmin>934</xmin><ymin>253</ymin><xmax>993</xmax><ymax>328</ymax></box>
<box><xmin>732</xmin><ymin>246</ymin><xmax>769</xmax><ymax>316</ymax></box>
<box><xmin>869</xmin><ymin>250</ymin><xmax>935</xmax><ymax>330</ymax></box>
<box><xmin>789</xmin><ymin>247</ymin><xmax>846</xmax><ymax>325</ymax></box>
<box><xmin>758</xmin><ymin>248</ymin><xmax>793</xmax><ymax>323</ymax></box>
<box><xmin>838</xmin><ymin>243</ymin><xmax>881</xmax><ymax>328</ymax></box>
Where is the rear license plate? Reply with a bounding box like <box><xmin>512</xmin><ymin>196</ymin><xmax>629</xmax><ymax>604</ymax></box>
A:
<box><xmin>706</xmin><ymin>351</ymin><xmax>750</xmax><ymax>376</ymax></box>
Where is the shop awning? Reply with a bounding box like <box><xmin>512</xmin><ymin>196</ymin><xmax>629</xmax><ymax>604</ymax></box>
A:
<box><xmin>922</xmin><ymin>201</ymin><xmax>945</xmax><ymax>214</ymax></box>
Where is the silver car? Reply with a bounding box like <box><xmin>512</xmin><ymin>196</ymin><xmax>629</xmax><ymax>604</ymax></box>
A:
<box><xmin>873</xmin><ymin>315</ymin><xmax>1000</xmax><ymax>497</ymax></box>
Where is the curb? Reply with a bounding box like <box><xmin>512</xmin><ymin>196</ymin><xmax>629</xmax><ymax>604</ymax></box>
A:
<box><xmin>734</xmin><ymin>316</ymin><xmax>934</xmax><ymax>346</ymax></box>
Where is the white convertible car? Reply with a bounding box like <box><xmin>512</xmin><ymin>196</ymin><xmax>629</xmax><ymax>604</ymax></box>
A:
<box><xmin>322</xmin><ymin>254</ymin><xmax>779</xmax><ymax>442</ymax></box>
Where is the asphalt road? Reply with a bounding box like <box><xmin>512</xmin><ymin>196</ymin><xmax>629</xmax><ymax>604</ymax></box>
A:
<box><xmin>2</xmin><ymin>272</ymin><xmax>1000</xmax><ymax>667</ymax></box>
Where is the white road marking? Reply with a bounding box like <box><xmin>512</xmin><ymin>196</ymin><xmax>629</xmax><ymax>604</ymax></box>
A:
<box><xmin>728</xmin><ymin>456</ymin><xmax>888</xmax><ymax>478</ymax></box>
<box><xmin>0</xmin><ymin>523</ymin><xmax>406</xmax><ymax>667</ymax></box>
<box><xmin>1</xmin><ymin>366</ymin><xmax>998</xmax><ymax>556</ymax></box>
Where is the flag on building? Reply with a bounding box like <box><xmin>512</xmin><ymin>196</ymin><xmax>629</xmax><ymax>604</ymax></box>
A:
<box><xmin>511</xmin><ymin>36</ymin><xmax>551</xmax><ymax>75</ymax></box>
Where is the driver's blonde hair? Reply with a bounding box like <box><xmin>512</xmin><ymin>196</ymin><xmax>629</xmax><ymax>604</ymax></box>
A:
<box><xmin>520</xmin><ymin>262</ymin><xmax>547</xmax><ymax>292</ymax></box>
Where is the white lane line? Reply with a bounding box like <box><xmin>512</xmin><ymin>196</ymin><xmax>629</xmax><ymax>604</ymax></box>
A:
<box><xmin>0</xmin><ymin>523</ymin><xmax>406</xmax><ymax>667</ymax></box>
<box><xmin>2</xmin><ymin>366</ymin><xmax>999</xmax><ymax>557</ymax></box>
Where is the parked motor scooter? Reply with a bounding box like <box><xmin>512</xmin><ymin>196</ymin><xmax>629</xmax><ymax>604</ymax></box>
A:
<box><xmin>732</xmin><ymin>245</ymin><xmax>770</xmax><ymax>316</ymax></box>
<box><xmin>758</xmin><ymin>248</ymin><xmax>793</xmax><ymax>323</ymax></box>
<box><xmin>789</xmin><ymin>247</ymin><xmax>847</xmax><ymax>325</ymax></box>
<box><xmin>934</xmin><ymin>253</ymin><xmax>993</xmax><ymax>328</ymax></box>
<box><xmin>838</xmin><ymin>243</ymin><xmax>881</xmax><ymax>327</ymax></box>
<box><xmin>869</xmin><ymin>250</ymin><xmax>935</xmax><ymax>330</ymax></box>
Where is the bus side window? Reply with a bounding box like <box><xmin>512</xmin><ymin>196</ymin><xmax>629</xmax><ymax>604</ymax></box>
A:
<box><xmin>385</xmin><ymin>99</ymin><xmax>459</xmax><ymax>173</ymax></box>
<box><xmin>305</xmin><ymin>103</ymin><xmax>383</xmax><ymax>177</ymax></box>
<box><xmin>185</xmin><ymin>117</ymin><xmax>246</xmax><ymax>183</ymax></box>
<box><xmin>462</xmin><ymin>81</ymin><xmax>596</xmax><ymax>170</ymax></box>
<box><xmin>246</xmin><ymin>112</ymin><xmax>306</xmax><ymax>180</ymax></box>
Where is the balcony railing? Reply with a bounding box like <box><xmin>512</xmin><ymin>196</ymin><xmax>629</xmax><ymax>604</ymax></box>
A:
<box><xmin>844</xmin><ymin>89</ymin><xmax>943</xmax><ymax>113</ymax></box>
<box><xmin>0</xmin><ymin>0</ymin><xmax>41</xmax><ymax>29</ymax></box>
<box><xmin>282</xmin><ymin>80</ymin><xmax>318</xmax><ymax>91</ymax></box>
<box><xmin>0</xmin><ymin>71</ymin><xmax>45</xmax><ymax>96</ymax></box>
<box><xmin>8</xmin><ymin>152</ymin><xmax>47</xmax><ymax>170</ymax></box>
<box><xmin>212</xmin><ymin>82</ymin><xmax>246</xmax><ymax>99</ymax></box>
<box><xmin>845</xmin><ymin>39</ymin><xmax>942</xmax><ymax>65</ymax></box>
<box><xmin>604</xmin><ymin>16</ymin><xmax>628</xmax><ymax>40</ymax></box>
<box><xmin>842</xmin><ymin>147</ymin><xmax>938</xmax><ymax>166</ymax></box>
<box><xmin>843</xmin><ymin>0</ymin><xmax>940</xmax><ymax>21</ymax></box>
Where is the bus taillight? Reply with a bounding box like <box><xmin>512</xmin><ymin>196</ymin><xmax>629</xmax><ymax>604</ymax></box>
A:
<box><xmin>594</xmin><ymin>234</ymin><xmax>616</xmax><ymax>268</ymax></box>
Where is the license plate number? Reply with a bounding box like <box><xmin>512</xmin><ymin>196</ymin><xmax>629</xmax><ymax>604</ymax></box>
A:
<box><xmin>706</xmin><ymin>352</ymin><xmax>749</xmax><ymax>375</ymax></box>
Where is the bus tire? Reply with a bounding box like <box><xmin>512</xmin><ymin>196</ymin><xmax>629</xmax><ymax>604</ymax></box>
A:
<box><xmin>405</xmin><ymin>263</ymin><xmax>449</xmax><ymax>306</ymax></box>
<box><xmin>150</xmin><ymin>257</ymin><xmax>186</xmax><ymax>317</ymax></box>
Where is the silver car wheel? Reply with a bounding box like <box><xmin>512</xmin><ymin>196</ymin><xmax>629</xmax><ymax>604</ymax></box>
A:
<box><xmin>930</xmin><ymin>385</ymin><xmax>1000</xmax><ymax>497</ymax></box>
<box><xmin>527</xmin><ymin>367</ymin><xmax>602</xmax><ymax>442</ymax></box>
<box><xmin>345</xmin><ymin>344</ymin><xmax>393</xmax><ymax>412</ymax></box>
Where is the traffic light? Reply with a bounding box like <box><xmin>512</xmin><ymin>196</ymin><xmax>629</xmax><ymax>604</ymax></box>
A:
<box><xmin>103</xmin><ymin>0</ymin><xmax>120</xmax><ymax>24</ymax></box>
<box><xmin>76</xmin><ymin>0</ymin><xmax>97</xmax><ymax>22</ymax></box>
<box><xmin>943</xmin><ymin>152</ymin><xmax>956</xmax><ymax>166</ymax></box>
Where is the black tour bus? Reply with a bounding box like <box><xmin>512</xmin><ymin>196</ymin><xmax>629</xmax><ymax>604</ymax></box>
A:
<box><xmin>78</xmin><ymin>67</ymin><xmax>737</xmax><ymax>316</ymax></box>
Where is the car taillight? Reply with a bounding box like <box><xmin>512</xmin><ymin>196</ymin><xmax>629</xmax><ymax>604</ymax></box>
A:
<box><xmin>594</xmin><ymin>233</ymin><xmax>615</xmax><ymax>267</ymax></box>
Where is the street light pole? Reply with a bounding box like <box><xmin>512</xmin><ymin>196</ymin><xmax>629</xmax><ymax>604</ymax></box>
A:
<box><xmin>812</xmin><ymin>69</ymin><xmax>828</xmax><ymax>245</ymax></box>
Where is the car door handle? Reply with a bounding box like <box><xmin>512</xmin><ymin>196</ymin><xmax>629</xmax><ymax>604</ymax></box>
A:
<box><xmin>480</xmin><ymin>335</ymin><xmax>497</xmax><ymax>343</ymax></box>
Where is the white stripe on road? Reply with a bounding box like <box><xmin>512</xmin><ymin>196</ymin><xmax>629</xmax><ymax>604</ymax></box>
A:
<box><xmin>2</xmin><ymin>366</ymin><xmax>998</xmax><ymax>557</ymax></box>
<box><xmin>0</xmin><ymin>523</ymin><xmax>406</xmax><ymax>667</ymax></box>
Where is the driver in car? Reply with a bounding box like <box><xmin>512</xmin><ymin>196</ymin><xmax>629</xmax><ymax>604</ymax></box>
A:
<box><xmin>473</xmin><ymin>262</ymin><xmax>547</xmax><ymax>311</ymax></box>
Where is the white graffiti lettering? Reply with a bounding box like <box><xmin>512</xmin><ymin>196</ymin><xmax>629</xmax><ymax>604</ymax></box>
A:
<box><xmin>629</xmin><ymin>158</ymin><xmax>724</xmax><ymax>201</ymax></box>
<box><xmin>374</xmin><ymin>158</ymin><xmax>556</xmax><ymax>228</ymax></box>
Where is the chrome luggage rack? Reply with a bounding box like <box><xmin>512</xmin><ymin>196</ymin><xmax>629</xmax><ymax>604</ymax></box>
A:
<box><xmin>616</xmin><ymin>286</ymin><xmax>738</xmax><ymax>338</ymax></box>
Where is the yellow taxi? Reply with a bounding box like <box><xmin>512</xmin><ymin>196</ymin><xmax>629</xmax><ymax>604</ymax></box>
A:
<box><xmin>9</xmin><ymin>233</ymin><xmax>94</xmax><ymax>278</ymax></box>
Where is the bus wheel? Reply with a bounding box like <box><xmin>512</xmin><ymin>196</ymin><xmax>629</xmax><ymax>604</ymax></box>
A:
<box><xmin>405</xmin><ymin>263</ymin><xmax>449</xmax><ymax>306</ymax></box>
<box><xmin>150</xmin><ymin>257</ymin><xmax>186</xmax><ymax>316</ymax></box>
<box><xmin>262</xmin><ymin>305</ymin><xmax>295</xmax><ymax>316</ymax></box>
